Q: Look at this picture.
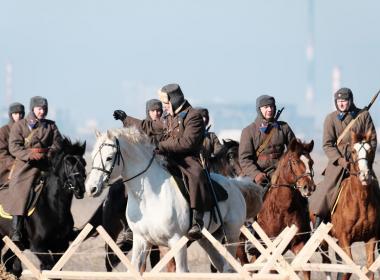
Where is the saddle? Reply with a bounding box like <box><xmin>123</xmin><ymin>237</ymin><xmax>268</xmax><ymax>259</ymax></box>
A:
<box><xmin>0</xmin><ymin>174</ymin><xmax>47</xmax><ymax>220</ymax></box>
<box><xmin>169</xmin><ymin>167</ymin><xmax>228</xmax><ymax>212</ymax></box>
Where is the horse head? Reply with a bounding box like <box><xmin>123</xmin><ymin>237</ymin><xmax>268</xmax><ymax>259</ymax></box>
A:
<box><xmin>211</xmin><ymin>139</ymin><xmax>242</xmax><ymax>177</ymax></box>
<box><xmin>53</xmin><ymin>137</ymin><xmax>87</xmax><ymax>199</ymax></box>
<box><xmin>86</xmin><ymin>130</ymin><xmax>124</xmax><ymax>197</ymax></box>
<box><xmin>273</xmin><ymin>138</ymin><xmax>316</xmax><ymax>197</ymax></box>
<box><xmin>350</xmin><ymin>130</ymin><xmax>374</xmax><ymax>186</ymax></box>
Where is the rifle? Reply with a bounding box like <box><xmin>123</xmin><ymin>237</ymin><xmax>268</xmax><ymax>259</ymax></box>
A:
<box><xmin>274</xmin><ymin>107</ymin><xmax>284</xmax><ymax>122</ymax></box>
<box><xmin>336</xmin><ymin>90</ymin><xmax>380</xmax><ymax>145</ymax></box>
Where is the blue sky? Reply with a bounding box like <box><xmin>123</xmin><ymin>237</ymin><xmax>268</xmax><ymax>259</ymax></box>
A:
<box><xmin>1</xmin><ymin>1</ymin><xmax>380</xmax><ymax>140</ymax></box>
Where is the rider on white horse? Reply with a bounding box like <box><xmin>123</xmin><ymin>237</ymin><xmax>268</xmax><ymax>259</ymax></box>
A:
<box><xmin>113</xmin><ymin>83</ymin><xmax>210</xmax><ymax>240</ymax></box>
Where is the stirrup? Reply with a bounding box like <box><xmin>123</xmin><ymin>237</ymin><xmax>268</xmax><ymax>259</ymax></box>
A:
<box><xmin>188</xmin><ymin>223</ymin><xmax>203</xmax><ymax>240</ymax></box>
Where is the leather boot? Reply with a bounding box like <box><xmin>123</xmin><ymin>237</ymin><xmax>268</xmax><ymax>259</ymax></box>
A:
<box><xmin>188</xmin><ymin>209</ymin><xmax>204</xmax><ymax>240</ymax></box>
<box><xmin>11</xmin><ymin>215</ymin><xmax>23</xmax><ymax>243</ymax></box>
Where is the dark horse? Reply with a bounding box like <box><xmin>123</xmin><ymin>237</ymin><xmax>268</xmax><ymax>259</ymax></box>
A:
<box><xmin>323</xmin><ymin>131</ymin><xmax>380</xmax><ymax>280</ymax></box>
<box><xmin>209</xmin><ymin>139</ymin><xmax>242</xmax><ymax>177</ymax></box>
<box><xmin>254</xmin><ymin>138</ymin><xmax>315</xmax><ymax>280</ymax></box>
<box><xmin>0</xmin><ymin>137</ymin><xmax>86</xmax><ymax>277</ymax></box>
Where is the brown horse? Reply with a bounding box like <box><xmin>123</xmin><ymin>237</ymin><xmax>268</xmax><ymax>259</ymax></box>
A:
<box><xmin>254</xmin><ymin>138</ymin><xmax>315</xmax><ymax>280</ymax></box>
<box><xmin>329</xmin><ymin>131</ymin><xmax>380</xmax><ymax>280</ymax></box>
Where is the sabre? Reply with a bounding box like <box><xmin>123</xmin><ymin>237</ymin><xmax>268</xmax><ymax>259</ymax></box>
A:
<box><xmin>200</xmin><ymin>154</ymin><xmax>228</xmax><ymax>243</ymax></box>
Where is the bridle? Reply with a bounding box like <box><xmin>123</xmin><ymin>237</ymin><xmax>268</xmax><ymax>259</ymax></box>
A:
<box><xmin>91</xmin><ymin>138</ymin><xmax>155</xmax><ymax>185</ymax></box>
<box><xmin>53</xmin><ymin>152</ymin><xmax>86</xmax><ymax>193</ymax></box>
<box><xmin>347</xmin><ymin>141</ymin><xmax>371</xmax><ymax>177</ymax></box>
<box><xmin>271</xmin><ymin>155</ymin><xmax>314</xmax><ymax>191</ymax></box>
<box><xmin>62</xmin><ymin>155</ymin><xmax>86</xmax><ymax>192</ymax></box>
<box><xmin>91</xmin><ymin>138</ymin><xmax>124</xmax><ymax>185</ymax></box>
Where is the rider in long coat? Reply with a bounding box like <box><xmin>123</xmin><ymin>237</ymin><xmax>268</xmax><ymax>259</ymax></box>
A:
<box><xmin>239</xmin><ymin>95</ymin><xmax>296</xmax><ymax>186</ymax></box>
<box><xmin>0</xmin><ymin>102</ymin><xmax>25</xmax><ymax>188</ymax></box>
<box><xmin>113</xmin><ymin>83</ymin><xmax>209</xmax><ymax>240</ymax></box>
<box><xmin>5</xmin><ymin>96</ymin><xmax>62</xmax><ymax>242</ymax></box>
<box><xmin>309</xmin><ymin>88</ymin><xmax>377</xmax><ymax>226</ymax></box>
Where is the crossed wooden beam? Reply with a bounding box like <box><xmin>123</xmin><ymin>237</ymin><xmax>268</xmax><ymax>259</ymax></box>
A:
<box><xmin>6</xmin><ymin>221</ymin><xmax>380</xmax><ymax>279</ymax></box>
<box><xmin>241</xmin><ymin>222</ymin><xmax>380</xmax><ymax>280</ymax></box>
<box><xmin>3</xmin><ymin>224</ymin><xmax>288</xmax><ymax>280</ymax></box>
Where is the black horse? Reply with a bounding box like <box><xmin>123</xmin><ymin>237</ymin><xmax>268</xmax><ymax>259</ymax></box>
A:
<box><xmin>0</xmin><ymin>137</ymin><xmax>86</xmax><ymax>277</ymax></box>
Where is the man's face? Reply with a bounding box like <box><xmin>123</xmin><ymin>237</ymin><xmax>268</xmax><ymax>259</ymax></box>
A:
<box><xmin>33</xmin><ymin>106</ymin><xmax>46</xmax><ymax>120</ymax></box>
<box><xmin>337</xmin><ymin>99</ymin><xmax>350</xmax><ymax>112</ymax></box>
<box><xmin>11</xmin><ymin>112</ymin><xmax>23</xmax><ymax>122</ymax></box>
<box><xmin>162</xmin><ymin>102</ymin><xmax>173</xmax><ymax>116</ymax></box>
<box><xmin>260</xmin><ymin>105</ymin><xmax>275</xmax><ymax>120</ymax></box>
<box><xmin>149</xmin><ymin>109</ymin><xmax>162</xmax><ymax>121</ymax></box>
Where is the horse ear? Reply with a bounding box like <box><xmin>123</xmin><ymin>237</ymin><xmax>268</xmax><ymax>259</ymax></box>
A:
<box><xmin>95</xmin><ymin>130</ymin><xmax>101</xmax><ymax>139</ymax></box>
<box><xmin>288</xmin><ymin>138</ymin><xmax>298</xmax><ymax>152</ymax></box>
<box><xmin>365</xmin><ymin>129</ymin><xmax>372</xmax><ymax>142</ymax></box>
<box><xmin>304</xmin><ymin>140</ymin><xmax>314</xmax><ymax>154</ymax></box>
<box><xmin>106</xmin><ymin>130</ymin><xmax>114</xmax><ymax>139</ymax></box>
<box><xmin>351</xmin><ymin>130</ymin><xmax>358</xmax><ymax>144</ymax></box>
<box><xmin>81</xmin><ymin>141</ymin><xmax>86</xmax><ymax>155</ymax></box>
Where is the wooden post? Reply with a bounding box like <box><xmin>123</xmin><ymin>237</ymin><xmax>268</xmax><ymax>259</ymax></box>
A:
<box><xmin>201</xmin><ymin>228</ymin><xmax>253</xmax><ymax>280</ymax></box>
<box><xmin>2</xmin><ymin>236</ymin><xmax>41</xmax><ymax>279</ymax></box>
<box><xmin>291</xmin><ymin>223</ymin><xmax>332</xmax><ymax>266</ymax></box>
<box><xmin>151</xmin><ymin>235</ymin><xmax>189</xmax><ymax>272</ymax></box>
<box><xmin>258</xmin><ymin>225</ymin><xmax>298</xmax><ymax>275</ymax></box>
<box><xmin>51</xmin><ymin>223</ymin><xmax>94</xmax><ymax>272</ymax></box>
<box><xmin>324</xmin><ymin>234</ymin><xmax>369</xmax><ymax>280</ymax></box>
<box><xmin>241</xmin><ymin>226</ymin><xmax>300</xmax><ymax>280</ymax></box>
<box><xmin>97</xmin><ymin>226</ymin><xmax>144</xmax><ymax>280</ymax></box>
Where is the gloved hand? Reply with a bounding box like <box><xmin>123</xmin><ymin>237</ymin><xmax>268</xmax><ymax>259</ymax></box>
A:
<box><xmin>254</xmin><ymin>172</ymin><xmax>268</xmax><ymax>184</ymax></box>
<box><xmin>337</xmin><ymin>157</ymin><xmax>349</xmax><ymax>169</ymax></box>
<box><xmin>29</xmin><ymin>151</ymin><xmax>45</xmax><ymax>161</ymax></box>
<box><xmin>113</xmin><ymin>110</ymin><xmax>127</xmax><ymax>121</ymax></box>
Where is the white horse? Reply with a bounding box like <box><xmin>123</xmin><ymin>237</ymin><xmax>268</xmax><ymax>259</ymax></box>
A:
<box><xmin>85</xmin><ymin>127</ymin><xmax>261</xmax><ymax>272</ymax></box>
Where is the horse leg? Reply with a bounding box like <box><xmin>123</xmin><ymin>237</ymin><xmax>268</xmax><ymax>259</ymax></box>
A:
<box><xmin>2</xmin><ymin>249</ymin><xmax>22</xmax><ymax>278</ymax></box>
<box><xmin>336</xmin><ymin>238</ymin><xmax>352</xmax><ymax>280</ymax></box>
<box><xmin>365</xmin><ymin>238</ymin><xmax>376</xmax><ymax>280</ymax></box>
<box><xmin>168</xmin><ymin>236</ymin><xmax>189</xmax><ymax>272</ymax></box>
<box><xmin>291</xmin><ymin>242</ymin><xmax>310</xmax><ymax>280</ymax></box>
<box><xmin>130</xmin><ymin>235</ymin><xmax>150</xmax><ymax>272</ymax></box>
<box><xmin>318</xmin><ymin>241</ymin><xmax>332</xmax><ymax>280</ymax></box>
<box><xmin>197</xmin><ymin>237</ymin><xmax>225</xmax><ymax>272</ymax></box>
<box><xmin>156</xmin><ymin>246</ymin><xmax>176</xmax><ymax>272</ymax></box>
<box><xmin>198</xmin><ymin>224</ymin><xmax>240</xmax><ymax>273</ymax></box>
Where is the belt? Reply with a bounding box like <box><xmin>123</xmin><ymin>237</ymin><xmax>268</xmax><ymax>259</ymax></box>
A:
<box><xmin>30</xmin><ymin>148</ymin><xmax>49</xmax><ymax>153</ymax></box>
<box><xmin>258</xmin><ymin>153</ymin><xmax>281</xmax><ymax>161</ymax></box>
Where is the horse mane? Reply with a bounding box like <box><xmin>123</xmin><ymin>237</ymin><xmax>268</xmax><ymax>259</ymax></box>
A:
<box><xmin>61</xmin><ymin>136</ymin><xmax>86</xmax><ymax>156</ymax></box>
<box><xmin>106</xmin><ymin>127</ymin><xmax>167</xmax><ymax>166</ymax></box>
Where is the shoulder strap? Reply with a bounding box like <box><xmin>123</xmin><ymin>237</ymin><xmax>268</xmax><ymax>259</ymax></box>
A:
<box><xmin>256</xmin><ymin>127</ymin><xmax>276</xmax><ymax>158</ymax></box>
<box><xmin>24</xmin><ymin>127</ymin><xmax>40</xmax><ymax>147</ymax></box>
<box><xmin>336</xmin><ymin>112</ymin><xmax>365</xmax><ymax>145</ymax></box>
